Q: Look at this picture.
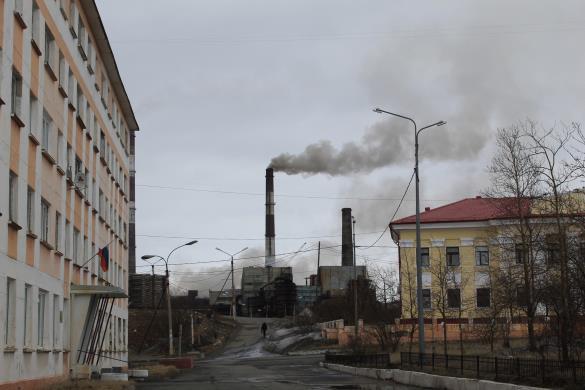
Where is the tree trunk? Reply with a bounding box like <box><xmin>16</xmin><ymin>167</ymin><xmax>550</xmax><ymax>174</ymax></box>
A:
<box><xmin>443</xmin><ymin>320</ymin><xmax>448</xmax><ymax>356</ymax></box>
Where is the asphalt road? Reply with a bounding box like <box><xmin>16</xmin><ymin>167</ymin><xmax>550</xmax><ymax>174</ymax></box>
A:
<box><xmin>137</xmin><ymin>317</ymin><xmax>415</xmax><ymax>389</ymax></box>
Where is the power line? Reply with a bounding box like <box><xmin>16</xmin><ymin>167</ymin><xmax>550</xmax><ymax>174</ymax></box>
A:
<box><xmin>135</xmin><ymin>244</ymin><xmax>343</xmax><ymax>268</ymax></box>
<box><xmin>361</xmin><ymin>170</ymin><xmax>416</xmax><ymax>250</ymax></box>
<box><xmin>136</xmin><ymin>183</ymin><xmax>457</xmax><ymax>203</ymax></box>
<box><xmin>136</xmin><ymin>230</ymin><xmax>385</xmax><ymax>241</ymax></box>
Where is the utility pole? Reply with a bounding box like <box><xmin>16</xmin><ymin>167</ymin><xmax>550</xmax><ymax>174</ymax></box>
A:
<box><xmin>231</xmin><ymin>256</ymin><xmax>235</xmax><ymax>319</ymax></box>
<box><xmin>353</xmin><ymin>216</ymin><xmax>358</xmax><ymax>339</ymax></box>
<box><xmin>216</xmin><ymin>247</ymin><xmax>248</xmax><ymax>321</ymax></box>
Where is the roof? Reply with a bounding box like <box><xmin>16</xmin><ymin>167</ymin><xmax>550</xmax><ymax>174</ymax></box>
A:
<box><xmin>80</xmin><ymin>2</ymin><xmax>139</xmax><ymax>131</ymax></box>
<box><xmin>390</xmin><ymin>196</ymin><xmax>533</xmax><ymax>226</ymax></box>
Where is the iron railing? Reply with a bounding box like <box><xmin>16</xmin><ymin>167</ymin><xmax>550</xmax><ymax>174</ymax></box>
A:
<box><xmin>401</xmin><ymin>352</ymin><xmax>585</xmax><ymax>384</ymax></box>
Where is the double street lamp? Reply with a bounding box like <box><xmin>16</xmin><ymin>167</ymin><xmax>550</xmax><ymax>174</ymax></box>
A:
<box><xmin>373</xmin><ymin>108</ymin><xmax>445</xmax><ymax>355</ymax></box>
<box><xmin>142</xmin><ymin>239</ymin><xmax>198</xmax><ymax>356</ymax></box>
<box><xmin>216</xmin><ymin>247</ymin><xmax>248</xmax><ymax>320</ymax></box>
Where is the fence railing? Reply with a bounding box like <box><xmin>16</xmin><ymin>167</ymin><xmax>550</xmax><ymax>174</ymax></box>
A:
<box><xmin>401</xmin><ymin>352</ymin><xmax>585</xmax><ymax>384</ymax></box>
<box><xmin>324</xmin><ymin>352</ymin><xmax>391</xmax><ymax>368</ymax></box>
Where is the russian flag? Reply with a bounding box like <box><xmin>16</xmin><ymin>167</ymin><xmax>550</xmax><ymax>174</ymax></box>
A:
<box><xmin>98</xmin><ymin>246</ymin><xmax>110</xmax><ymax>272</ymax></box>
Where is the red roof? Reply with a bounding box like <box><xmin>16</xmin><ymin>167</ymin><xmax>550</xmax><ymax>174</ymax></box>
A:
<box><xmin>390</xmin><ymin>197</ymin><xmax>533</xmax><ymax>225</ymax></box>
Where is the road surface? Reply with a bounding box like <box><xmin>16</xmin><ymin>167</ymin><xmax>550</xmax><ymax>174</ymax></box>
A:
<box><xmin>137</xmin><ymin>317</ymin><xmax>416</xmax><ymax>389</ymax></box>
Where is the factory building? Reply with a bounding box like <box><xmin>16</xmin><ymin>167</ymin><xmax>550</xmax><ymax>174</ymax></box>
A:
<box><xmin>0</xmin><ymin>1</ymin><xmax>138</xmax><ymax>386</ymax></box>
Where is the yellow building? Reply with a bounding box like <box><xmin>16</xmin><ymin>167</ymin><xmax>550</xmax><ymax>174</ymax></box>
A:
<box><xmin>0</xmin><ymin>1</ymin><xmax>138</xmax><ymax>387</ymax></box>
<box><xmin>389</xmin><ymin>196</ymin><xmax>556</xmax><ymax>323</ymax></box>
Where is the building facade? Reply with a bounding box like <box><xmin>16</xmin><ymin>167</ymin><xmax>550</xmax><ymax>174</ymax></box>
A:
<box><xmin>0</xmin><ymin>0</ymin><xmax>138</xmax><ymax>387</ymax></box>
<box><xmin>390</xmin><ymin>196</ymin><xmax>583</xmax><ymax>324</ymax></box>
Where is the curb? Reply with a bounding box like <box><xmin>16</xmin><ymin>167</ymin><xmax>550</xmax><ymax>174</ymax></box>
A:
<box><xmin>320</xmin><ymin>362</ymin><xmax>546</xmax><ymax>390</ymax></box>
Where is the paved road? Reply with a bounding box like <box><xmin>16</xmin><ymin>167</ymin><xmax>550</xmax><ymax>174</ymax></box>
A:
<box><xmin>137</xmin><ymin>317</ymin><xmax>415</xmax><ymax>389</ymax></box>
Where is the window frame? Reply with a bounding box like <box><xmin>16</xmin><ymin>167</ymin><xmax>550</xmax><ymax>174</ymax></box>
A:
<box><xmin>8</xmin><ymin>171</ymin><xmax>18</xmax><ymax>222</ymax></box>
<box><xmin>446</xmin><ymin>246</ymin><xmax>460</xmax><ymax>267</ymax></box>
<box><xmin>420</xmin><ymin>247</ymin><xmax>430</xmax><ymax>267</ymax></box>
<box><xmin>475</xmin><ymin>246</ymin><xmax>489</xmax><ymax>266</ymax></box>
<box><xmin>40</xmin><ymin>198</ymin><xmax>50</xmax><ymax>243</ymax></box>
<box><xmin>447</xmin><ymin>288</ymin><xmax>461</xmax><ymax>308</ymax></box>
<box><xmin>422</xmin><ymin>288</ymin><xmax>431</xmax><ymax>309</ymax></box>
<box><xmin>476</xmin><ymin>287</ymin><xmax>491</xmax><ymax>308</ymax></box>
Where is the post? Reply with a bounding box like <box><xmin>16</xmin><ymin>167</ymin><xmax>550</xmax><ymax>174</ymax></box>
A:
<box><xmin>353</xmin><ymin>217</ymin><xmax>358</xmax><ymax>339</ymax></box>
<box><xmin>231</xmin><ymin>256</ymin><xmax>236</xmax><ymax>320</ymax></box>
<box><xmin>476</xmin><ymin>355</ymin><xmax>480</xmax><ymax>378</ymax></box>
<box><xmin>495</xmin><ymin>356</ymin><xmax>498</xmax><ymax>380</ymax></box>
<box><xmin>178</xmin><ymin>324</ymin><xmax>182</xmax><ymax>357</ymax></box>
<box><xmin>415</xmin><ymin>128</ymin><xmax>425</xmax><ymax>355</ymax></box>
<box><xmin>151</xmin><ymin>264</ymin><xmax>155</xmax><ymax>309</ymax></box>
<box><xmin>190</xmin><ymin>313</ymin><xmax>194</xmax><ymax>345</ymax></box>
<box><xmin>166</xmin><ymin>268</ymin><xmax>174</xmax><ymax>355</ymax></box>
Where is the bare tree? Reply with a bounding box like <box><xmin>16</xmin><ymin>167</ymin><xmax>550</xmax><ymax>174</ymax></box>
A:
<box><xmin>400</xmin><ymin>248</ymin><xmax>419</xmax><ymax>354</ymax></box>
<box><xmin>524</xmin><ymin>121</ymin><xmax>581</xmax><ymax>361</ymax></box>
<box><xmin>485</xmin><ymin>123</ymin><xmax>544</xmax><ymax>352</ymax></box>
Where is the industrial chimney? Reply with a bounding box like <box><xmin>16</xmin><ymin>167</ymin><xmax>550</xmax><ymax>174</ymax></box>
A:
<box><xmin>341</xmin><ymin>208</ymin><xmax>353</xmax><ymax>266</ymax></box>
<box><xmin>265</xmin><ymin>168</ymin><xmax>276</xmax><ymax>267</ymax></box>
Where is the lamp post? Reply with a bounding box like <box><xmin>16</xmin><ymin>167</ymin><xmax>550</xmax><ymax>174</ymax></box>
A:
<box><xmin>373</xmin><ymin>107</ymin><xmax>445</xmax><ymax>355</ymax></box>
<box><xmin>142</xmin><ymin>239</ymin><xmax>198</xmax><ymax>356</ymax></box>
<box><xmin>216</xmin><ymin>247</ymin><xmax>248</xmax><ymax>320</ymax></box>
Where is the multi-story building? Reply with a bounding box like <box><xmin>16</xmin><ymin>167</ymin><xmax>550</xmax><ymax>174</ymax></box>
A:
<box><xmin>0</xmin><ymin>1</ymin><xmax>138</xmax><ymax>387</ymax></box>
<box><xmin>389</xmin><ymin>196</ymin><xmax>584</xmax><ymax>326</ymax></box>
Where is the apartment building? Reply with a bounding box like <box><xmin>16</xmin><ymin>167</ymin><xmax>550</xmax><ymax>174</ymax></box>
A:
<box><xmin>0</xmin><ymin>0</ymin><xmax>138</xmax><ymax>387</ymax></box>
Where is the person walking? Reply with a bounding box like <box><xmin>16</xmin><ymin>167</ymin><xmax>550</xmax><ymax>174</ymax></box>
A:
<box><xmin>261</xmin><ymin>322</ymin><xmax>268</xmax><ymax>338</ymax></box>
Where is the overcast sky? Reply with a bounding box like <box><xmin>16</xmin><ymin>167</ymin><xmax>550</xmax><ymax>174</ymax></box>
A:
<box><xmin>96</xmin><ymin>0</ymin><xmax>585</xmax><ymax>295</ymax></box>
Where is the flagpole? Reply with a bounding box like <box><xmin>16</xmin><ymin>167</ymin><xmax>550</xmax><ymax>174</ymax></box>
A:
<box><xmin>79</xmin><ymin>239</ymin><xmax>115</xmax><ymax>269</ymax></box>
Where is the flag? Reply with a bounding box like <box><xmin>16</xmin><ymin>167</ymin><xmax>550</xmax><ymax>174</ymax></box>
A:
<box><xmin>98</xmin><ymin>246</ymin><xmax>110</xmax><ymax>272</ymax></box>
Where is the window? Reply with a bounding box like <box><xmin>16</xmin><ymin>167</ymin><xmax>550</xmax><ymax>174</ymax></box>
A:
<box><xmin>53</xmin><ymin>295</ymin><xmax>60</xmax><ymax>347</ymax></box>
<box><xmin>546</xmin><ymin>236</ymin><xmax>560</xmax><ymax>265</ymax></box>
<box><xmin>446</xmin><ymin>247</ymin><xmax>460</xmax><ymax>266</ymax></box>
<box><xmin>24</xmin><ymin>284</ymin><xmax>32</xmax><ymax>346</ymax></box>
<box><xmin>100</xmin><ymin>131</ymin><xmax>106</xmax><ymax>155</ymax></box>
<box><xmin>29</xmin><ymin>93</ymin><xmax>38</xmax><ymax>134</ymax></box>
<box><xmin>38</xmin><ymin>290</ymin><xmax>47</xmax><ymax>347</ymax></box>
<box><xmin>75</xmin><ymin>156</ymin><xmax>83</xmax><ymax>176</ymax></box>
<box><xmin>68</xmin><ymin>0</ymin><xmax>77</xmax><ymax>37</ymax></box>
<box><xmin>8</xmin><ymin>171</ymin><xmax>18</xmax><ymax>222</ymax></box>
<box><xmin>31</xmin><ymin>1</ymin><xmax>41</xmax><ymax>46</ymax></box>
<box><xmin>42</xmin><ymin>109</ymin><xmax>52</xmax><ymax>152</ymax></box>
<box><xmin>76</xmin><ymin>85</ymin><xmax>84</xmax><ymax>119</ymax></box>
<box><xmin>83</xmin><ymin>237</ymin><xmax>88</xmax><ymax>266</ymax></box>
<box><xmin>99</xmin><ymin>189</ymin><xmax>104</xmax><ymax>214</ymax></box>
<box><xmin>41</xmin><ymin>198</ymin><xmax>50</xmax><ymax>242</ymax></box>
<box><xmin>27</xmin><ymin>187</ymin><xmax>35</xmax><ymax>233</ymax></box>
<box><xmin>11</xmin><ymin>69</ymin><xmax>23</xmax><ymax>118</ymax></box>
<box><xmin>420</xmin><ymin>247</ymin><xmax>430</xmax><ymax>267</ymax></box>
<box><xmin>55</xmin><ymin>211</ymin><xmax>61</xmax><ymax>251</ymax></box>
<box><xmin>447</xmin><ymin>288</ymin><xmax>461</xmax><ymax>308</ymax></box>
<box><xmin>63</xmin><ymin>298</ymin><xmax>69</xmax><ymax>347</ymax></box>
<box><xmin>515</xmin><ymin>244</ymin><xmax>527</xmax><ymax>264</ymax></box>
<box><xmin>475</xmin><ymin>246</ymin><xmax>489</xmax><ymax>266</ymax></box>
<box><xmin>422</xmin><ymin>288</ymin><xmax>431</xmax><ymax>309</ymax></box>
<box><xmin>517</xmin><ymin>286</ymin><xmax>528</xmax><ymax>307</ymax></box>
<box><xmin>5</xmin><ymin>278</ymin><xmax>16</xmax><ymax>346</ymax></box>
<box><xmin>73</xmin><ymin>228</ymin><xmax>80</xmax><ymax>263</ymax></box>
<box><xmin>57</xmin><ymin>131</ymin><xmax>64</xmax><ymax>167</ymax></box>
<box><xmin>58</xmin><ymin>51</ymin><xmax>66</xmax><ymax>88</ymax></box>
<box><xmin>65</xmin><ymin>220</ymin><xmax>71</xmax><ymax>258</ymax></box>
<box><xmin>68</xmin><ymin>69</ymin><xmax>75</xmax><ymax>100</ymax></box>
<box><xmin>476</xmin><ymin>288</ymin><xmax>491</xmax><ymax>308</ymax></box>
<box><xmin>45</xmin><ymin>26</ymin><xmax>58</xmax><ymax>75</ymax></box>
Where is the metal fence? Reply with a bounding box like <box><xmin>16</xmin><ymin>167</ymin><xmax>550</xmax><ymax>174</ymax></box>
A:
<box><xmin>401</xmin><ymin>352</ymin><xmax>585</xmax><ymax>384</ymax></box>
<box><xmin>324</xmin><ymin>352</ymin><xmax>391</xmax><ymax>368</ymax></box>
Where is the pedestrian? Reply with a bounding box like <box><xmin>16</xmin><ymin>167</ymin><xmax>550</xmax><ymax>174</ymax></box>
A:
<box><xmin>261</xmin><ymin>322</ymin><xmax>268</xmax><ymax>338</ymax></box>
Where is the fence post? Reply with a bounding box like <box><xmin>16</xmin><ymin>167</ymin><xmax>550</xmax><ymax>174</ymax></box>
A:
<box><xmin>419</xmin><ymin>352</ymin><xmax>423</xmax><ymax>369</ymax></box>
<box><xmin>476</xmin><ymin>355</ymin><xmax>480</xmax><ymax>379</ymax></box>
<box><xmin>432</xmin><ymin>353</ymin><xmax>435</xmax><ymax>371</ymax></box>
<box><xmin>573</xmin><ymin>360</ymin><xmax>577</xmax><ymax>384</ymax></box>
<box><xmin>461</xmin><ymin>354</ymin><xmax>464</xmax><ymax>374</ymax></box>
<box><xmin>495</xmin><ymin>356</ymin><xmax>498</xmax><ymax>380</ymax></box>
<box><xmin>541</xmin><ymin>358</ymin><xmax>545</xmax><ymax>384</ymax></box>
<box><xmin>445</xmin><ymin>353</ymin><xmax>449</xmax><ymax>370</ymax></box>
<box><xmin>516</xmin><ymin>357</ymin><xmax>520</xmax><ymax>377</ymax></box>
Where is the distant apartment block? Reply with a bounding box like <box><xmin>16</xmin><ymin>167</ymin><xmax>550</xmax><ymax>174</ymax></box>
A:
<box><xmin>0</xmin><ymin>0</ymin><xmax>138</xmax><ymax>387</ymax></box>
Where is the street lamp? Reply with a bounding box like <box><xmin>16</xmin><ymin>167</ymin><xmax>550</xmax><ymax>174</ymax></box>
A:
<box><xmin>373</xmin><ymin>107</ymin><xmax>445</xmax><ymax>355</ymax></box>
<box><xmin>141</xmin><ymin>239</ymin><xmax>198</xmax><ymax>356</ymax></box>
<box><xmin>216</xmin><ymin>247</ymin><xmax>248</xmax><ymax>319</ymax></box>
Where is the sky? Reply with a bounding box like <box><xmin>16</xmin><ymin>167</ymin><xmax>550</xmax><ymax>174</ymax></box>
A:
<box><xmin>96</xmin><ymin>0</ymin><xmax>585</xmax><ymax>296</ymax></box>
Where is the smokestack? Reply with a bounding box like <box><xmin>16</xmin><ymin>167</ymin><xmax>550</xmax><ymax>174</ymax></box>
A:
<box><xmin>341</xmin><ymin>208</ymin><xmax>353</xmax><ymax>266</ymax></box>
<box><xmin>265</xmin><ymin>168</ymin><xmax>276</xmax><ymax>266</ymax></box>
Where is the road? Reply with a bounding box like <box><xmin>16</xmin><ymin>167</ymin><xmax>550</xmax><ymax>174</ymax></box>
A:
<box><xmin>137</xmin><ymin>317</ymin><xmax>416</xmax><ymax>389</ymax></box>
